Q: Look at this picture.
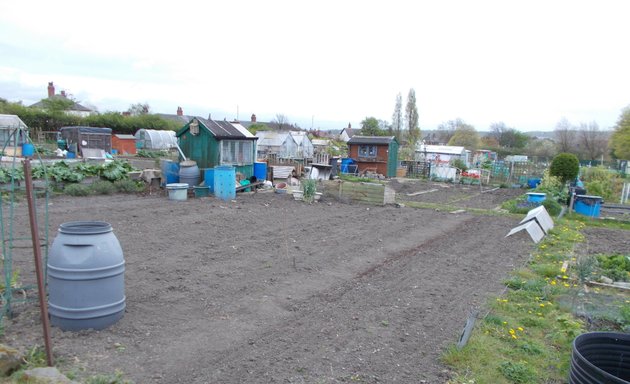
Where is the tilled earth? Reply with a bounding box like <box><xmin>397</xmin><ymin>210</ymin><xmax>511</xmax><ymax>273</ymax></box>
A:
<box><xmin>2</xmin><ymin>183</ymin><xmax>535</xmax><ymax>383</ymax></box>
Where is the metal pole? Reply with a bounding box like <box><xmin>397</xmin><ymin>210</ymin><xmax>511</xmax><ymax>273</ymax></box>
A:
<box><xmin>22</xmin><ymin>159</ymin><xmax>54</xmax><ymax>366</ymax></box>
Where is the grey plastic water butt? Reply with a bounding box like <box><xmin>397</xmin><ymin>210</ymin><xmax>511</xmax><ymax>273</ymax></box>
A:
<box><xmin>47</xmin><ymin>221</ymin><xmax>125</xmax><ymax>331</ymax></box>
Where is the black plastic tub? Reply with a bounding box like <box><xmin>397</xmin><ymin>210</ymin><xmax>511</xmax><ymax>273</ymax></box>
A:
<box><xmin>570</xmin><ymin>332</ymin><xmax>630</xmax><ymax>383</ymax></box>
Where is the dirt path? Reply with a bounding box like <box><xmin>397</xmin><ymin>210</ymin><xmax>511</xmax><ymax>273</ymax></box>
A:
<box><xmin>2</xmin><ymin>189</ymin><xmax>533</xmax><ymax>383</ymax></box>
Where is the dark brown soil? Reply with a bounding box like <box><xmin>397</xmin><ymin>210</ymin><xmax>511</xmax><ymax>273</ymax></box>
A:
<box><xmin>581</xmin><ymin>227</ymin><xmax>630</xmax><ymax>256</ymax></box>
<box><xmin>2</xmin><ymin>187</ymin><xmax>535</xmax><ymax>383</ymax></box>
<box><xmin>389</xmin><ymin>179</ymin><xmax>525</xmax><ymax>210</ymax></box>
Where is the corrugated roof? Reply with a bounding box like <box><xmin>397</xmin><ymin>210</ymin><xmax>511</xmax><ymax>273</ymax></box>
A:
<box><xmin>196</xmin><ymin>117</ymin><xmax>257</xmax><ymax>139</ymax></box>
<box><xmin>347</xmin><ymin>136</ymin><xmax>395</xmax><ymax>145</ymax></box>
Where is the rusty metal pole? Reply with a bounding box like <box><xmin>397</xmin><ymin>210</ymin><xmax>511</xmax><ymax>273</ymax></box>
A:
<box><xmin>23</xmin><ymin>159</ymin><xmax>54</xmax><ymax>366</ymax></box>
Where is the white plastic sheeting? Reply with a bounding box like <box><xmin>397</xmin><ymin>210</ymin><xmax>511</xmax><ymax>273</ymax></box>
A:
<box><xmin>135</xmin><ymin>129</ymin><xmax>177</xmax><ymax>150</ymax></box>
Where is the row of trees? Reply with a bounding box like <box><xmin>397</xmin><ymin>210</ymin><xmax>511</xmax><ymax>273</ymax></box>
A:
<box><xmin>360</xmin><ymin>88</ymin><xmax>420</xmax><ymax>145</ymax></box>
<box><xmin>360</xmin><ymin>92</ymin><xmax>630</xmax><ymax>162</ymax></box>
<box><xmin>0</xmin><ymin>99</ymin><xmax>181</xmax><ymax>134</ymax></box>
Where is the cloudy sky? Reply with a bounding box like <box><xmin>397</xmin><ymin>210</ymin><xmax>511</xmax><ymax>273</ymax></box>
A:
<box><xmin>1</xmin><ymin>1</ymin><xmax>628</xmax><ymax>131</ymax></box>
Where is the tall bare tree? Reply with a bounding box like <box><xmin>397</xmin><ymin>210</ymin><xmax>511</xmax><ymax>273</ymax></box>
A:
<box><xmin>391</xmin><ymin>93</ymin><xmax>403</xmax><ymax>142</ymax></box>
<box><xmin>437</xmin><ymin>118</ymin><xmax>465</xmax><ymax>144</ymax></box>
<box><xmin>272</xmin><ymin>114</ymin><xmax>289</xmax><ymax>131</ymax></box>
<box><xmin>578</xmin><ymin>121</ymin><xmax>607</xmax><ymax>161</ymax></box>
<box><xmin>405</xmin><ymin>88</ymin><xmax>420</xmax><ymax>146</ymax></box>
<box><xmin>554</xmin><ymin>118</ymin><xmax>576</xmax><ymax>153</ymax></box>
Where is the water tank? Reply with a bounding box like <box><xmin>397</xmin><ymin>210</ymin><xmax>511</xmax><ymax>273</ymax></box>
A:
<box><xmin>570</xmin><ymin>332</ymin><xmax>630</xmax><ymax>383</ymax></box>
<box><xmin>214</xmin><ymin>165</ymin><xmax>236</xmax><ymax>200</ymax></box>
<box><xmin>179</xmin><ymin>160</ymin><xmax>200</xmax><ymax>187</ymax></box>
<box><xmin>254</xmin><ymin>162</ymin><xmax>267</xmax><ymax>181</ymax></box>
<box><xmin>204</xmin><ymin>168</ymin><xmax>215</xmax><ymax>193</ymax></box>
<box><xmin>160</xmin><ymin>159</ymin><xmax>179</xmax><ymax>186</ymax></box>
<box><xmin>48</xmin><ymin>221</ymin><xmax>125</xmax><ymax>331</ymax></box>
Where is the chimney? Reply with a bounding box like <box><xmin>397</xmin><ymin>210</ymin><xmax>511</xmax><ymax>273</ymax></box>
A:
<box><xmin>176</xmin><ymin>106</ymin><xmax>183</xmax><ymax>116</ymax></box>
<box><xmin>47</xmin><ymin>82</ymin><xmax>55</xmax><ymax>98</ymax></box>
<box><xmin>348</xmin><ymin>122</ymin><xmax>351</xmax><ymax>129</ymax></box>
<box><xmin>251</xmin><ymin>113</ymin><xmax>257</xmax><ymax>123</ymax></box>
<box><xmin>60</xmin><ymin>90</ymin><xmax>66</xmax><ymax>98</ymax></box>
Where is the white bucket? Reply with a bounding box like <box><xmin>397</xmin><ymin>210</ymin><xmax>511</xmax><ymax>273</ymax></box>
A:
<box><xmin>166</xmin><ymin>183</ymin><xmax>189</xmax><ymax>201</ymax></box>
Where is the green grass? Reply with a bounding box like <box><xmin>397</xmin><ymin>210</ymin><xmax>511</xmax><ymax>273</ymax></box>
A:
<box><xmin>445</xmin><ymin>216</ymin><xmax>630</xmax><ymax>383</ymax></box>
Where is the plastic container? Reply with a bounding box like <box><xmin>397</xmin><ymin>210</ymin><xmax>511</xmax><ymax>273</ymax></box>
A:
<box><xmin>570</xmin><ymin>332</ymin><xmax>630</xmax><ymax>383</ymax></box>
<box><xmin>214</xmin><ymin>166</ymin><xmax>236</xmax><ymax>200</ymax></box>
<box><xmin>47</xmin><ymin>221</ymin><xmax>125</xmax><ymax>331</ymax></box>
<box><xmin>66</xmin><ymin>152</ymin><xmax>76</xmax><ymax>159</ymax></box>
<box><xmin>166</xmin><ymin>183</ymin><xmax>189</xmax><ymax>201</ymax></box>
<box><xmin>526</xmin><ymin>192</ymin><xmax>546</xmax><ymax>203</ymax></box>
<box><xmin>527</xmin><ymin>178</ymin><xmax>542</xmax><ymax>188</ymax></box>
<box><xmin>22</xmin><ymin>143</ymin><xmax>35</xmax><ymax>157</ymax></box>
<box><xmin>179</xmin><ymin>160</ymin><xmax>199</xmax><ymax>188</ymax></box>
<box><xmin>194</xmin><ymin>185</ymin><xmax>210</xmax><ymax>198</ymax></box>
<box><xmin>160</xmin><ymin>159</ymin><xmax>180</xmax><ymax>186</ymax></box>
<box><xmin>204</xmin><ymin>168</ymin><xmax>215</xmax><ymax>193</ymax></box>
<box><xmin>574</xmin><ymin>195</ymin><xmax>602</xmax><ymax>218</ymax></box>
<box><xmin>254</xmin><ymin>162</ymin><xmax>267</xmax><ymax>181</ymax></box>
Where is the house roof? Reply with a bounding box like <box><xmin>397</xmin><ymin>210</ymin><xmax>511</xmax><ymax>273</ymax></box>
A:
<box><xmin>30</xmin><ymin>96</ymin><xmax>92</xmax><ymax>112</ymax></box>
<box><xmin>340</xmin><ymin>127</ymin><xmax>355</xmax><ymax>138</ymax></box>
<box><xmin>154</xmin><ymin>113</ymin><xmax>195</xmax><ymax>124</ymax></box>
<box><xmin>347</xmin><ymin>136</ymin><xmax>396</xmax><ymax>145</ymax></box>
<box><xmin>255</xmin><ymin>131</ymin><xmax>294</xmax><ymax>146</ymax></box>
<box><xmin>416</xmin><ymin>144</ymin><xmax>466</xmax><ymax>155</ymax></box>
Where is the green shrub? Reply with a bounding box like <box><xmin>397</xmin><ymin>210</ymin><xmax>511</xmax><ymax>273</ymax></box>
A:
<box><xmin>451</xmin><ymin>158</ymin><xmax>468</xmax><ymax>172</ymax></box>
<box><xmin>63</xmin><ymin>183</ymin><xmax>91</xmax><ymax>196</ymax></box>
<box><xmin>550</xmin><ymin>153</ymin><xmax>579</xmax><ymax>184</ymax></box>
<box><xmin>90</xmin><ymin>180</ymin><xmax>116</xmax><ymax>195</ymax></box>
<box><xmin>114</xmin><ymin>179</ymin><xmax>144</xmax><ymax>193</ymax></box>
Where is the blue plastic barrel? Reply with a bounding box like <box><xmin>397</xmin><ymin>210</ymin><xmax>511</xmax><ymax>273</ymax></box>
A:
<box><xmin>66</xmin><ymin>152</ymin><xmax>76</xmax><ymax>159</ymax></box>
<box><xmin>204</xmin><ymin>168</ymin><xmax>215</xmax><ymax>193</ymax></box>
<box><xmin>22</xmin><ymin>143</ymin><xmax>35</xmax><ymax>157</ymax></box>
<box><xmin>48</xmin><ymin>221</ymin><xmax>125</xmax><ymax>331</ymax></box>
<box><xmin>574</xmin><ymin>195</ymin><xmax>602</xmax><ymax>218</ymax></box>
<box><xmin>160</xmin><ymin>159</ymin><xmax>179</xmax><ymax>186</ymax></box>
<box><xmin>254</xmin><ymin>162</ymin><xmax>267</xmax><ymax>181</ymax></box>
<box><xmin>214</xmin><ymin>165</ymin><xmax>236</xmax><ymax>200</ymax></box>
<box><xmin>528</xmin><ymin>178</ymin><xmax>542</xmax><ymax>189</ymax></box>
<box><xmin>526</xmin><ymin>192</ymin><xmax>546</xmax><ymax>203</ymax></box>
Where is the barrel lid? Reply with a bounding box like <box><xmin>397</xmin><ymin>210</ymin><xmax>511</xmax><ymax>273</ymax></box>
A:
<box><xmin>180</xmin><ymin>160</ymin><xmax>197</xmax><ymax>167</ymax></box>
<box><xmin>59</xmin><ymin>221</ymin><xmax>112</xmax><ymax>235</ymax></box>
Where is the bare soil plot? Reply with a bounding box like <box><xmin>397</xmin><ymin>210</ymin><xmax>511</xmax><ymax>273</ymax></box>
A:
<box><xmin>389</xmin><ymin>178</ymin><xmax>525</xmax><ymax>210</ymax></box>
<box><xmin>3</xmin><ymin>190</ymin><xmax>534</xmax><ymax>383</ymax></box>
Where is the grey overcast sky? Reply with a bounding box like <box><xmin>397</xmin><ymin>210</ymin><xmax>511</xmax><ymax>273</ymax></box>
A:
<box><xmin>1</xmin><ymin>0</ymin><xmax>629</xmax><ymax>131</ymax></box>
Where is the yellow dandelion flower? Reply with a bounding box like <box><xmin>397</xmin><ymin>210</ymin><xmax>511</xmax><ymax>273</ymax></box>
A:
<box><xmin>518</xmin><ymin>327</ymin><xmax>524</xmax><ymax>331</ymax></box>
<box><xmin>537</xmin><ymin>312</ymin><xmax>543</xmax><ymax>316</ymax></box>
<box><xmin>564</xmin><ymin>283</ymin><xmax>570</xmax><ymax>287</ymax></box>
<box><xmin>562</xmin><ymin>275</ymin><xmax>569</xmax><ymax>279</ymax></box>
<box><xmin>540</xmin><ymin>304</ymin><xmax>545</xmax><ymax>307</ymax></box>
<box><xmin>509</xmin><ymin>329</ymin><xmax>515</xmax><ymax>335</ymax></box>
<box><xmin>511</xmin><ymin>334</ymin><xmax>517</xmax><ymax>339</ymax></box>
<box><xmin>551</xmin><ymin>280</ymin><xmax>557</xmax><ymax>285</ymax></box>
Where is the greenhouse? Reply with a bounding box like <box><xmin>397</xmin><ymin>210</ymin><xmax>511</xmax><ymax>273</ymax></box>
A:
<box><xmin>134</xmin><ymin>129</ymin><xmax>177</xmax><ymax>150</ymax></box>
<box><xmin>0</xmin><ymin>114</ymin><xmax>29</xmax><ymax>155</ymax></box>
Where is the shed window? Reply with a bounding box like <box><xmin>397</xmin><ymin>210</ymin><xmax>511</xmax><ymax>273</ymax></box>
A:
<box><xmin>358</xmin><ymin>145</ymin><xmax>377</xmax><ymax>158</ymax></box>
<box><xmin>221</xmin><ymin>140</ymin><xmax>253</xmax><ymax>165</ymax></box>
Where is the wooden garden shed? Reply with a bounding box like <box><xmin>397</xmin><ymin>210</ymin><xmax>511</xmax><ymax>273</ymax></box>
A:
<box><xmin>347</xmin><ymin>136</ymin><xmax>399</xmax><ymax>177</ymax></box>
<box><xmin>176</xmin><ymin>118</ymin><xmax>258</xmax><ymax>177</ymax></box>
<box><xmin>111</xmin><ymin>134</ymin><xmax>137</xmax><ymax>155</ymax></box>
